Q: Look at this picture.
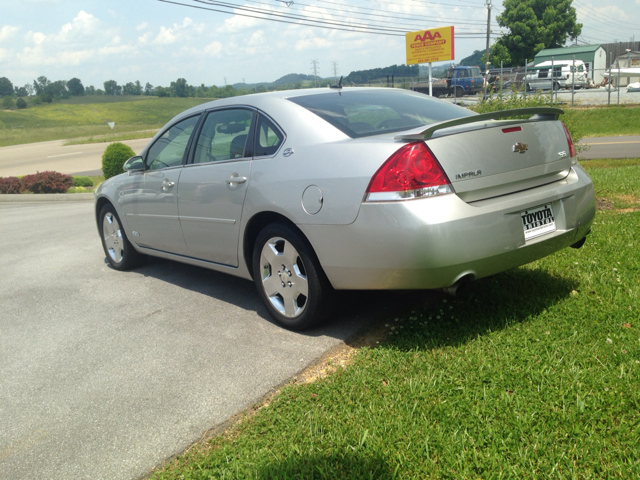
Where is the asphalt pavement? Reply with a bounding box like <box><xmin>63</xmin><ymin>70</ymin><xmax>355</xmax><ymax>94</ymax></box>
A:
<box><xmin>0</xmin><ymin>201</ymin><xmax>427</xmax><ymax>480</ymax></box>
<box><xmin>578</xmin><ymin>135</ymin><xmax>640</xmax><ymax>160</ymax></box>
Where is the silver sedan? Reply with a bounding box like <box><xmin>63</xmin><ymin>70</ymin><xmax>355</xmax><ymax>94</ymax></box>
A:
<box><xmin>95</xmin><ymin>88</ymin><xmax>595</xmax><ymax>329</ymax></box>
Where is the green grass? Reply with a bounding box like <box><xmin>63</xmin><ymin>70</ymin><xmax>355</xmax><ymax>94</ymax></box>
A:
<box><xmin>0</xmin><ymin>97</ymin><xmax>214</xmax><ymax>147</ymax></box>
<box><xmin>563</xmin><ymin>106</ymin><xmax>640</xmax><ymax>138</ymax></box>
<box><xmin>151</xmin><ymin>159</ymin><xmax>639</xmax><ymax>479</ymax></box>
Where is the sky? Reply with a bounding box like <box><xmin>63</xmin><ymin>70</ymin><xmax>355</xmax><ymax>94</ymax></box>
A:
<box><xmin>1</xmin><ymin>0</ymin><xmax>639</xmax><ymax>89</ymax></box>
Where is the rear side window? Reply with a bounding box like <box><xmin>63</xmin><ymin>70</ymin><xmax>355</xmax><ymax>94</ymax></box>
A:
<box><xmin>254</xmin><ymin>115</ymin><xmax>284</xmax><ymax>157</ymax></box>
<box><xmin>287</xmin><ymin>90</ymin><xmax>475</xmax><ymax>138</ymax></box>
<box><xmin>192</xmin><ymin>108</ymin><xmax>253</xmax><ymax>164</ymax></box>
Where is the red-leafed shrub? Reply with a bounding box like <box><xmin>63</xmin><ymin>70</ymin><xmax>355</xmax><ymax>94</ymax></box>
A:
<box><xmin>20</xmin><ymin>171</ymin><xmax>74</xmax><ymax>194</ymax></box>
<box><xmin>0</xmin><ymin>176</ymin><xmax>23</xmax><ymax>194</ymax></box>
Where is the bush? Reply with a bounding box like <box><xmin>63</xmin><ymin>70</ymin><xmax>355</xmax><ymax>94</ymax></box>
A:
<box><xmin>16</xmin><ymin>97</ymin><xmax>27</xmax><ymax>109</ymax></box>
<box><xmin>0</xmin><ymin>176</ymin><xmax>23</xmax><ymax>194</ymax></box>
<box><xmin>102</xmin><ymin>142</ymin><xmax>136</xmax><ymax>179</ymax></box>
<box><xmin>20</xmin><ymin>171</ymin><xmax>74</xmax><ymax>194</ymax></box>
<box><xmin>66</xmin><ymin>186</ymin><xmax>89</xmax><ymax>193</ymax></box>
<box><xmin>73</xmin><ymin>176</ymin><xmax>94</xmax><ymax>187</ymax></box>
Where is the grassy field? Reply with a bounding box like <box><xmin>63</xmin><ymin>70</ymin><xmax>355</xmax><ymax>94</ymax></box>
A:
<box><xmin>0</xmin><ymin>97</ymin><xmax>214</xmax><ymax>147</ymax></box>
<box><xmin>562</xmin><ymin>105</ymin><xmax>640</xmax><ymax>138</ymax></box>
<box><xmin>151</xmin><ymin>159</ymin><xmax>639</xmax><ymax>479</ymax></box>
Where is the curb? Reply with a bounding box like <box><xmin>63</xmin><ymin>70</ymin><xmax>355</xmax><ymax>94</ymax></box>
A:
<box><xmin>0</xmin><ymin>193</ymin><xmax>94</xmax><ymax>203</ymax></box>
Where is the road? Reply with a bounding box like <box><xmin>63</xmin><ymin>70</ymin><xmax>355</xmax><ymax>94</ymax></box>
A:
<box><xmin>578</xmin><ymin>135</ymin><xmax>640</xmax><ymax>160</ymax></box>
<box><xmin>0</xmin><ymin>201</ymin><xmax>426</xmax><ymax>480</ymax></box>
<box><xmin>0</xmin><ymin>138</ymin><xmax>151</xmax><ymax>177</ymax></box>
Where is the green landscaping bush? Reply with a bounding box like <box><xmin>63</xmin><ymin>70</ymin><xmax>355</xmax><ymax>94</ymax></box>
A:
<box><xmin>16</xmin><ymin>97</ymin><xmax>27</xmax><ymax>109</ymax></box>
<box><xmin>0</xmin><ymin>176</ymin><xmax>22</xmax><ymax>194</ymax></box>
<box><xmin>102</xmin><ymin>142</ymin><xmax>136</xmax><ymax>179</ymax></box>
<box><xmin>73</xmin><ymin>175</ymin><xmax>94</xmax><ymax>187</ymax></box>
<box><xmin>20</xmin><ymin>171</ymin><xmax>74</xmax><ymax>193</ymax></box>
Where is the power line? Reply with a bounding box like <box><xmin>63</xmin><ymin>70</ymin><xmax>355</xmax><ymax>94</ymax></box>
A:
<box><xmin>158</xmin><ymin>0</ymin><xmax>504</xmax><ymax>38</ymax></box>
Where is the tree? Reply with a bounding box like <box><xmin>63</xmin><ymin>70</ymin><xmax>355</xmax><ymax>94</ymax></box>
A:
<box><xmin>491</xmin><ymin>0</ymin><xmax>582</xmax><ymax>67</ymax></box>
<box><xmin>33</xmin><ymin>76</ymin><xmax>51</xmax><ymax>95</ymax></box>
<box><xmin>67</xmin><ymin>78</ymin><xmax>85</xmax><ymax>96</ymax></box>
<box><xmin>0</xmin><ymin>77</ymin><xmax>13</xmax><ymax>97</ymax></box>
<box><xmin>85</xmin><ymin>85</ymin><xmax>96</xmax><ymax>95</ymax></box>
<box><xmin>122</xmin><ymin>81</ymin><xmax>143</xmax><ymax>95</ymax></box>
<box><xmin>16</xmin><ymin>97</ymin><xmax>27</xmax><ymax>109</ymax></box>
<box><xmin>14</xmin><ymin>85</ymin><xmax>28</xmax><ymax>97</ymax></box>
<box><xmin>104</xmin><ymin>80</ymin><xmax>121</xmax><ymax>95</ymax></box>
<box><xmin>47</xmin><ymin>80</ymin><xmax>69</xmax><ymax>99</ymax></box>
<box><xmin>170</xmin><ymin>78</ymin><xmax>189</xmax><ymax>97</ymax></box>
<box><xmin>144</xmin><ymin>82</ymin><xmax>154</xmax><ymax>96</ymax></box>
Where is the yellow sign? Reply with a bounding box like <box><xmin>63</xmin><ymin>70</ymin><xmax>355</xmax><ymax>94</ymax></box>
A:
<box><xmin>405</xmin><ymin>26</ymin><xmax>455</xmax><ymax>65</ymax></box>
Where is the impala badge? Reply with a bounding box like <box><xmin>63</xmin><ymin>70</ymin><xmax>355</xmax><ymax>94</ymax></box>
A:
<box><xmin>513</xmin><ymin>142</ymin><xmax>528</xmax><ymax>153</ymax></box>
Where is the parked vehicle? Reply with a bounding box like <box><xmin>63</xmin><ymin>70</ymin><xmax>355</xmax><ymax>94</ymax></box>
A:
<box><xmin>95</xmin><ymin>88</ymin><xmax>595</xmax><ymax>330</ymax></box>
<box><xmin>446</xmin><ymin>66</ymin><xmax>485</xmax><ymax>96</ymax></box>
<box><xmin>413</xmin><ymin>66</ymin><xmax>485</xmax><ymax>97</ymax></box>
<box><xmin>525</xmin><ymin>60</ymin><xmax>589</xmax><ymax>91</ymax></box>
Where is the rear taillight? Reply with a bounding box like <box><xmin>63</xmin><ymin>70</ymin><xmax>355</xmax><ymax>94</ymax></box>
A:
<box><xmin>561</xmin><ymin>122</ymin><xmax>576</xmax><ymax>158</ymax></box>
<box><xmin>365</xmin><ymin>142</ymin><xmax>452</xmax><ymax>202</ymax></box>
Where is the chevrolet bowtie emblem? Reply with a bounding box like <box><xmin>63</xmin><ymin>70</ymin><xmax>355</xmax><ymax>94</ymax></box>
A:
<box><xmin>513</xmin><ymin>142</ymin><xmax>528</xmax><ymax>153</ymax></box>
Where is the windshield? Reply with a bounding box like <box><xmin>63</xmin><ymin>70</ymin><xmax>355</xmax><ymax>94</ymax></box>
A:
<box><xmin>287</xmin><ymin>89</ymin><xmax>476</xmax><ymax>138</ymax></box>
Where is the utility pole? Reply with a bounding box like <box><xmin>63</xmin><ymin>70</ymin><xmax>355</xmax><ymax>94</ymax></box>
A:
<box><xmin>331</xmin><ymin>61</ymin><xmax>339</xmax><ymax>82</ymax></box>
<box><xmin>485</xmin><ymin>0</ymin><xmax>492</xmax><ymax>76</ymax></box>
<box><xmin>311</xmin><ymin>60</ymin><xmax>320</xmax><ymax>87</ymax></box>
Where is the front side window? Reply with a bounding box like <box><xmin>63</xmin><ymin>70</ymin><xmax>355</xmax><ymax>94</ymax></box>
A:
<box><xmin>192</xmin><ymin>108</ymin><xmax>253</xmax><ymax>164</ymax></box>
<box><xmin>254</xmin><ymin>115</ymin><xmax>284</xmax><ymax>157</ymax></box>
<box><xmin>288</xmin><ymin>90</ymin><xmax>475</xmax><ymax>138</ymax></box>
<box><xmin>147</xmin><ymin>115</ymin><xmax>200</xmax><ymax>170</ymax></box>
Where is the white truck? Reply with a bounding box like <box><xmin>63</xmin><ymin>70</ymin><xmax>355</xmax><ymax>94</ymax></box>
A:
<box><xmin>525</xmin><ymin>60</ymin><xmax>589</xmax><ymax>91</ymax></box>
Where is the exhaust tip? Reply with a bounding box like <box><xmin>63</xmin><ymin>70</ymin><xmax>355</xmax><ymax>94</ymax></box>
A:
<box><xmin>443</xmin><ymin>274</ymin><xmax>474</xmax><ymax>296</ymax></box>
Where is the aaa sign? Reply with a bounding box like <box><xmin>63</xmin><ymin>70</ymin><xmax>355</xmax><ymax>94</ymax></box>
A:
<box><xmin>405</xmin><ymin>26</ymin><xmax>455</xmax><ymax>65</ymax></box>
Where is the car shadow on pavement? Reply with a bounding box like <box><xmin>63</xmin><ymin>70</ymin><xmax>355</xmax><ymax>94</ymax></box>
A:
<box><xmin>104</xmin><ymin>255</ymin><xmax>436</xmax><ymax>341</ymax></box>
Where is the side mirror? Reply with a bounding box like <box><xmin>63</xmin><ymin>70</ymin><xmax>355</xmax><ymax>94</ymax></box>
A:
<box><xmin>123</xmin><ymin>156</ymin><xmax>144</xmax><ymax>172</ymax></box>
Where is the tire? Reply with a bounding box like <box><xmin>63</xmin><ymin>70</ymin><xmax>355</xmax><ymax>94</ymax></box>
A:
<box><xmin>553</xmin><ymin>82</ymin><xmax>560</xmax><ymax>91</ymax></box>
<box><xmin>455</xmin><ymin>86</ymin><xmax>464</xmax><ymax>98</ymax></box>
<box><xmin>99</xmin><ymin>204</ymin><xmax>146</xmax><ymax>271</ymax></box>
<box><xmin>252</xmin><ymin>223</ymin><xmax>333</xmax><ymax>330</ymax></box>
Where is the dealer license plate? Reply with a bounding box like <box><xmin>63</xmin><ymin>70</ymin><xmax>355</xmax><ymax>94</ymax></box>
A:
<box><xmin>520</xmin><ymin>203</ymin><xmax>556</xmax><ymax>241</ymax></box>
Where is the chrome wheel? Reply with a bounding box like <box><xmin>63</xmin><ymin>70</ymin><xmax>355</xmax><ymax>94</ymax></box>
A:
<box><xmin>259</xmin><ymin>237</ymin><xmax>309</xmax><ymax>318</ymax></box>
<box><xmin>103</xmin><ymin>212</ymin><xmax>124</xmax><ymax>264</ymax></box>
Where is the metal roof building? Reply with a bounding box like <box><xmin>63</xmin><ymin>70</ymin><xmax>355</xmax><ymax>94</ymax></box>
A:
<box><xmin>534</xmin><ymin>45</ymin><xmax>606</xmax><ymax>85</ymax></box>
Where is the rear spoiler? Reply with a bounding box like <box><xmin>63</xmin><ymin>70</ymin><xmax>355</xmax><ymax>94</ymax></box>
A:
<box><xmin>395</xmin><ymin>107</ymin><xmax>564</xmax><ymax>141</ymax></box>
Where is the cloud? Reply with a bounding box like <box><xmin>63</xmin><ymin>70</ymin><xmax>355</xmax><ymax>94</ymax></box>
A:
<box><xmin>0</xmin><ymin>25</ymin><xmax>20</xmax><ymax>42</ymax></box>
<box><xmin>204</xmin><ymin>41</ymin><xmax>223</xmax><ymax>56</ymax></box>
<box><xmin>153</xmin><ymin>17</ymin><xmax>204</xmax><ymax>45</ymax></box>
<box><xmin>136</xmin><ymin>22</ymin><xmax>148</xmax><ymax>31</ymax></box>
<box><xmin>295</xmin><ymin>37</ymin><xmax>334</xmax><ymax>51</ymax></box>
<box><xmin>219</xmin><ymin>11</ymin><xmax>264</xmax><ymax>33</ymax></box>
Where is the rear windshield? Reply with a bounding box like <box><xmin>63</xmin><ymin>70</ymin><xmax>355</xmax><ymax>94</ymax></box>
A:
<box><xmin>287</xmin><ymin>89</ymin><xmax>476</xmax><ymax>138</ymax></box>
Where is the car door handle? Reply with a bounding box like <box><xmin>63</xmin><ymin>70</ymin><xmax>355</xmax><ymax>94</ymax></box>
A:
<box><xmin>162</xmin><ymin>180</ymin><xmax>175</xmax><ymax>187</ymax></box>
<box><xmin>226</xmin><ymin>175</ymin><xmax>247</xmax><ymax>184</ymax></box>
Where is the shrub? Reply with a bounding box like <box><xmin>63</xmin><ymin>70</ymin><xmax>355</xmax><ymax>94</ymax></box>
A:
<box><xmin>0</xmin><ymin>176</ymin><xmax>23</xmax><ymax>194</ymax></box>
<box><xmin>73</xmin><ymin>176</ymin><xmax>94</xmax><ymax>187</ymax></box>
<box><xmin>66</xmin><ymin>186</ymin><xmax>88</xmax><ymax>193</ymax></box>
<box><xmin>102</xmin><ymin>142</ymin><xmax>136</xmax><ymax>179</ymax></box>
<box><xmin>20</xmin><ymin>171</ymin><xmax>74</xmax><ymax>194</ymax></box>
<box><xmin>16</xmin><ymin>97</ymin><xmax>27</xmax><ymax>109</ymax></box>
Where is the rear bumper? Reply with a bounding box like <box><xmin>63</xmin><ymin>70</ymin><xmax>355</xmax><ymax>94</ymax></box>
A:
<box><xmin>302</xmin><ymin>165</ymin><xmax>595</xmax><ymax>290</ymax></box>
